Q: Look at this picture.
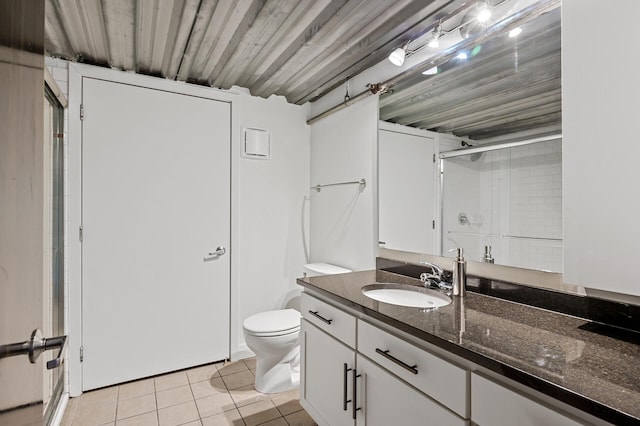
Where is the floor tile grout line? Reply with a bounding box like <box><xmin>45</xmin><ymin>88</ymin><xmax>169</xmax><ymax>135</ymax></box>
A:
<box><xmin>154</xmin><ymin>378</ymin><xmax>160</xmax><ymax>426</ymax></box>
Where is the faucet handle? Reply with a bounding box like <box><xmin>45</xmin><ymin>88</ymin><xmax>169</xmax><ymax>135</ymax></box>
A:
<box><xmin>419</xmin><ymin>261</ymin><xmax>443</xmax><ymax>277</ymax></box>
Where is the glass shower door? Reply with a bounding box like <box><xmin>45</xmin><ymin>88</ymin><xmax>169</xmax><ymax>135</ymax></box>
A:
<box><xmin>43</xmin><ymin>84</ymin><xmax>65</xmax><ymax>424</ymax></box>
<box><xmin>440</xmin><ymin>138</ymin><xmax>563</xmax><ymax>272</ymax></box>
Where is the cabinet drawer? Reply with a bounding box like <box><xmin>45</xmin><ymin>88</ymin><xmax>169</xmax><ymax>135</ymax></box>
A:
<box><xmin>471</xmin><ymin>373</ymin><xmax>582</xmax><ymax>426</ymax></box>
<box><xmin>358</xmin><ymin>320</ymin><xmax>469</xmax><ymax>418</ymax></box>
<box><xmin>301</xmin><ymin>292</ymin><xmax>356</xmax><ymax>348</ymax></box>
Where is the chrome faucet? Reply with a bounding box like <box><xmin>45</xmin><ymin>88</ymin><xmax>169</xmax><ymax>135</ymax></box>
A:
<box><xmin>419</xmin><ymin>262</ymin><xmax>453</xmax><ymax>294</ymax></box>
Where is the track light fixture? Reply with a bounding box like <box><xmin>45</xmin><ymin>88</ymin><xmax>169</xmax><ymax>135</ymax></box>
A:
<box><xmin>388</xmin><ymin>0</ymin><xmax>507</xmax><ymax>68</ymax></box>
<box><xmin>428</xmin><ymin>22</ymin><xmax>443</xmax><ymax>48</ymax></box>
<box><xmin>388</xmin><ymin>43</ymin><xmax>408</xmax><ymax>66</ymax></box>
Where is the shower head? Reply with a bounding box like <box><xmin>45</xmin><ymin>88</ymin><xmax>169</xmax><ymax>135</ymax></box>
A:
<box><xmin>461</xmin><ymin>141</ymin><xmax>483</xmax><ymax>162</ymax></box>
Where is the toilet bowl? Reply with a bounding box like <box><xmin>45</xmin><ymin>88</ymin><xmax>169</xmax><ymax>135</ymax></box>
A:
<box><xmin>243</xmin><ymin>309</ymin><xmax>301</xmax><ymax>393</ymax></box>
<box><xmin>242</xmin><ymin>263</ymin><xmax>351</xmax><ymax>394</ymax></box>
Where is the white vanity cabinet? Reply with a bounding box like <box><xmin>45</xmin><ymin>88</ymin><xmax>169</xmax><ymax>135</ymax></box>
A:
<box><xmin>471</xmin><ymin>373</ymin><xmax>583</xmax><ymax>426</ymax></box>
<box><xmin>301</xmin><ymin>290</ymin><xmax>613</xmax><ymax>426</ymax></box>
<box><xmin>300</xmin><ymin>293</ymin><xmax>357</xmax><ymax>426</ymax></box>
<box><xmin>301</xmin><ymin>319</ymin><xmax>356</xmax><ymax>426</ymax></box>
<box><xmin>301</xmin><ymin>292</ymin><xmax>469</xmax><ymax>426</ymax></box>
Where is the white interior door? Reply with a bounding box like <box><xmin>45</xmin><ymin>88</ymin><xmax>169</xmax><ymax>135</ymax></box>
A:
<box><xmin>378</xmin><ymin>129</ymin><xmax>435</xmax><ymax>253</ymax></box>
<box><xmin>81</xmin><ymin>78</ymin><xmax>231</xmax><ymax>390</ymax></box>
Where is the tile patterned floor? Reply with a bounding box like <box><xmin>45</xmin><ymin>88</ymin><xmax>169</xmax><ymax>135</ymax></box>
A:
<box><xmin>61</xmin><ymin>358</ymin><xmax>317</xmax><ymax>426</ymax></box>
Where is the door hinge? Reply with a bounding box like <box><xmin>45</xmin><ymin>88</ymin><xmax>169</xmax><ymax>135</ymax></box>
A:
<box><xmin>433</xmin><ymin>153</ymin><xmax>436</xmax><ymax>163</ymax></box>
<box><xmin>80</xmin><ymin>346</ymin><xmax>84</xmax><ymax>362</ymax></box>
<box><xmin>432</xmin><ymin>220</ymin><xmax>435</xmax><ymax>229</ymax></box>
<box><xmin>79</xmin><ymin>226</ymin><xmax>83</xmax><ymax>242</ymax></box>
<box><xmin>80</xmin><ymin>104</ymin><xmax>84</xmax><ymax>120</ymax></box>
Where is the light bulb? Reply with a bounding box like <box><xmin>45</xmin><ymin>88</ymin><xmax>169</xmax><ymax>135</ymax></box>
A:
<box><xmin>428</xmin><ymin>24</ymin><xmax>442</xmax><ymax>48</ymax></box>
<box><xmin>457</xmin><ymin>52</ymin><xmax>468</xmax><ymax>60</ymax></box>
<box><xmin>388</xmin><ymin>46</ymin><xmax>407</xmax><ymax>66</ymax></box>
<box><xmin>422</xmin><ymin>66</ymin><xmax>438</xmax><ymax>75</ymax></box>
<box><xmin>477</xmin><ymin>2</ymin><xmax>491</xmax><ymax>23</ymax></box>
<box><xmin>509</xmin><ymin>27</ymin><xmax>522</xmax><ymax>38</ymax></box>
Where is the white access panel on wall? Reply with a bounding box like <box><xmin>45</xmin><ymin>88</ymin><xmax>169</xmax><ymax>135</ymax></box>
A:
<box><xmin>81</xmin><ymin>78</ymin><xmax>231</xmax><ymax>390</ymax></box>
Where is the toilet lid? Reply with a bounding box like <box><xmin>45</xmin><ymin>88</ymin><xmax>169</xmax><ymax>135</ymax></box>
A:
<box><xmin>243</xmin><ymin>309</ymin><xmax>301</xmax><ymax>336</ymax></box>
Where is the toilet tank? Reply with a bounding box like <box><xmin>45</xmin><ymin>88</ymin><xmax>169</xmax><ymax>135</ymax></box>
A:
<box><xmin>303</xmin><ymin>263</ymin><xmax>352</xmax><ymax>277</ymax></box>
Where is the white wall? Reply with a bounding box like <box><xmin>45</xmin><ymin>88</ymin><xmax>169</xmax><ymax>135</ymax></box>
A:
<box><xmin>231</xmin><ymin>92</ymin><xmax>310</xmax><ymax>358</ymax></box>
<box><xmin>55</xmin><ymin>62</ymin><xmax>309</xmax><ymax>394</ymax></box>
<box><xmin>309</xmin><ymin>96</ymin><xmax>378</xmax><ymax>271</ymax></box>
<box><xmin>562</xmin><ymin>1</ymin><xmax>640</xmax><ymax>297</ymax></box>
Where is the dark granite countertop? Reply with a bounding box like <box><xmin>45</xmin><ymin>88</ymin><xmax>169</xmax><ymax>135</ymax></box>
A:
<box><xmin>297</xmin><ymin>270</ymin><xmax>640</xmax><ymax>425</ymax></box>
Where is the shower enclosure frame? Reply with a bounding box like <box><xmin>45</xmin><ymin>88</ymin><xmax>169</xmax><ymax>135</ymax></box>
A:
<box><xmin>437</xmin><ymin>133</ymin><xmax>562</xmax><ymax>264</ymax></box>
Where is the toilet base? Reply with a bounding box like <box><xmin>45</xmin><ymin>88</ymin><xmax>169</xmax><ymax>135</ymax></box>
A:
<box><xmin>254</xmin><ymin>349</ymin><xmax>300</xmax><ymax>394</ymax></box>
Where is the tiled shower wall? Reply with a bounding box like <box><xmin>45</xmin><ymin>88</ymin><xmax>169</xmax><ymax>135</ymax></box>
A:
<box><xmin>442</xmin><ymin>139</ymin><xmax>563</xmax><ymax>272</ymax></box>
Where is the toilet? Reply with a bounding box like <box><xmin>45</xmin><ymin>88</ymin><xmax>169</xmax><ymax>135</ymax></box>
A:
<box><xmin>243</xmin><ymin>263</ymin><xmax>351</xmax><ymax>393</ymax></box>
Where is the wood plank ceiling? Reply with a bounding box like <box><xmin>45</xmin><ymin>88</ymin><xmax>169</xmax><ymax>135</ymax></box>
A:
<box><xmin>45</xmin><ymin>0</ymin><xmax>561</xmax><ymax>140</ymax></box>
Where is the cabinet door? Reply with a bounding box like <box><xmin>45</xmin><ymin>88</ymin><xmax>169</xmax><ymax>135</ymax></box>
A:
<box><xmin>471</xmin><ymin>373</ymin><xmax>582</xmax><ymax>426</ymax></box>
<box><xmin>301</xmin><ymin>319</ymin><xmax>355</xmax><ymax>426</ymax></box>
<box><xmin>356</xmin><ymin>355</ymin><xmax>467</xmax><ymax>426</ymax></box>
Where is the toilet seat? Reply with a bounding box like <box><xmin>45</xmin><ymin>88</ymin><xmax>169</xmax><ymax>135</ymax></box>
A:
<box><xmin>243</xmin><ymin>309</ymin><xmax>301</xmax><ymax>337</ymax></box>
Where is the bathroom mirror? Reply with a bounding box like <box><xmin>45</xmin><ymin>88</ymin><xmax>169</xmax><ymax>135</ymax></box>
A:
<box><xmin>378</xmin><ymin>3</ymin><xmax>562</xmax><ymax>271</ymax></box>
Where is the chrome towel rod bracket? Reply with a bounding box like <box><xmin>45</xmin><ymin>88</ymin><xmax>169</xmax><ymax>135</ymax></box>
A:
<box><xmin>311</xmin><ymin>178</ymin><xmax>366</xmax><ymax>192</ymax></box>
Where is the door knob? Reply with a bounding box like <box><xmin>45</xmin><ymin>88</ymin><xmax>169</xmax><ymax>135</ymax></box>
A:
<box><xmin>204</xmin><ymin>246</ymin><xmax>226</xmax><ymax>260</ymax></box>
<box><xmin>0</xmin><ymin>329</ymin><xmax>68</xmax><ymax>369</ymax></box>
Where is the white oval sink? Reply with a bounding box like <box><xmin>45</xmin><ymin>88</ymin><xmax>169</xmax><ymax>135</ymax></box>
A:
<box><xmin>361</xmin><ymin>283</ymin><xmax>451</xmax><ymax>309</ymax></box>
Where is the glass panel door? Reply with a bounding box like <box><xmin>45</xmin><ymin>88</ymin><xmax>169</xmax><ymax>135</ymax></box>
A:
<box><xmin>43</xmin><ymin>84</ymin><xmax>65</xmax><ymax>424</ymax></box>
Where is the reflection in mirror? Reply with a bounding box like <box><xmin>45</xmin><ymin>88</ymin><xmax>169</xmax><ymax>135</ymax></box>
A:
<box><xmin>441</xmin><ymin>138</ymin><xmax>562</xmax><ymax>272</ymax></box>
<box><xmin>378</xmin><ymin>3</ymin><xmax>561</xmax><ymax>272</ymax></box>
